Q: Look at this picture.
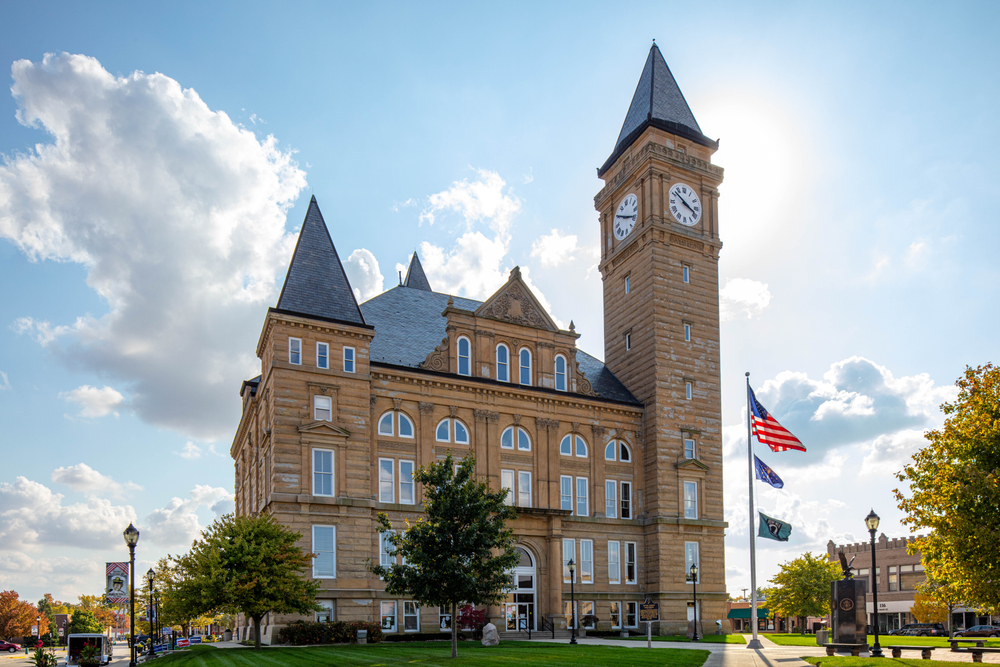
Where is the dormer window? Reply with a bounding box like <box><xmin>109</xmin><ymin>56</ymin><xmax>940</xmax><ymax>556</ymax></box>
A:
<box><xmin>496</xmin><ymin>344</ymin><xmax>509</xmax><ymax>382</ymax></box>
<box><xmin>457</xmin><ymin>336</ymin><xmax>471</xmax><ymax>376</ymax></box>
<box><xmin>519</xmin><ymin>348</ymin><xmax>532</xmax><ymax>386</ymax></box>
<box><xmin>555</xmin><ymin>355</ymin><xmax>567</xmax><ymax>392</ymax></box>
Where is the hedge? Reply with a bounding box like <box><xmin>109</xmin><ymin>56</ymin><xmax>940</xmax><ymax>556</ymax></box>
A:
<box><xmin>277</xmin><ymin>620</ymin><xmax>383</xmax><ymax>645</ymax></box>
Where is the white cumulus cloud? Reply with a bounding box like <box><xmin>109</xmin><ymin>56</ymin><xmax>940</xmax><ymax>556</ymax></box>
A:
<box><xmin>50</xmin><ymin>463</ymin><xmax>141</xmax><ymax>498</ymax></box>
<box><xmin>59</xmin><ymin>385</ymin><xmax>125</xmax><ymax>418</ymax></box>
<box><xmin>177</xmin><ymin>442</ymin><xmax>203</xmax><ymax>460</ymax></box>
<box><xmin>0</xmin><ymin>53</ymin><xmax>307</xmax><ymax>441</ymax></box>
<box><xmin>720</xmin><ymin>278</ymin><xmax>771</xmax><ymax>321</ymax></box>
<box><xmin>0</xmin><ymin>371</ymin><xmax>9</xmax><ymax>390</ymax></box>
<box><xmin>530</xmin><ymin>229</ymin><xmax>579</xmax><ymax>267</ymax></box>
<box><xmin>344</xmin><ymin>248</ymin><xmax>384</xmax><ymax>302</ymax></box>
<box><xmin>143</xmin><ymin>484</ymin><xmax>233</xmax><ymax>548</ymax></box>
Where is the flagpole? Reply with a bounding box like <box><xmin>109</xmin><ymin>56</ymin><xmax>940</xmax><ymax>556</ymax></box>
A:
<box><xmin>746</xmin><ymin>372</ymin><xmax>763</xmax><ymax>650</ymax></box>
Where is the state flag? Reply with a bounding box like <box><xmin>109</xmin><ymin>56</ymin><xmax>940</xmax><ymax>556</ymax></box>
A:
<box><xmin>754</xmin><ymin>455</ymin><xmax>784</xmax><ymax>489</ymax></box>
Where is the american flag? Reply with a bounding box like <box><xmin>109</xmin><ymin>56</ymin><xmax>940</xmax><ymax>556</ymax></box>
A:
<box><xmin>748</xmin><ymin>386</ymin><xmax>805</xmax><ymax>452</ymax></box>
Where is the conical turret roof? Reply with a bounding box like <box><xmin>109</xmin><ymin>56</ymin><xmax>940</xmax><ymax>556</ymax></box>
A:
<box><xmin>275</xmin><ymin>196</ymin><xmax>366</xmax><ymax>326</ymax></box>
<box><xmin>599</xmin><ymin>43</ymin><xmax>716</xmax><ymax>176</ymax></box>
<box><xmin>403</xmin><ymin>251</ymin><xmax>432</xmax><ymax>291</ymax></box>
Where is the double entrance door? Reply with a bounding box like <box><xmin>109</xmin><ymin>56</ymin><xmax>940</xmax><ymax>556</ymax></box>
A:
<box><xmin>505</xmin><ymin>547</ymin><xmax>536</xmax><ymax>632</ymax></box>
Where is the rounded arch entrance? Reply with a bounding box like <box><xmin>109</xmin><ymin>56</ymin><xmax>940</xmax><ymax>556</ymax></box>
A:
<box><xmin>505</xmin><ymin>545</ymin><xmax>537</xmax><ymax>631</ymax></box>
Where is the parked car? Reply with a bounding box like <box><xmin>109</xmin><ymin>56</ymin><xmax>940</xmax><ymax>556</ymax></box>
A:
<box><xmin>889</xmin><ymin>623</ymin><xmax>946</xmax><ymax>637</ymax></box>
<box><xmin>955</xmin><ymin>625</ymin><xmax>1000</xmax><ymax>638</ymax></box>
<box><xmin>0</xmin><ymin>641</ymin><xmax>21</xmax><ymax>653</ymax></box>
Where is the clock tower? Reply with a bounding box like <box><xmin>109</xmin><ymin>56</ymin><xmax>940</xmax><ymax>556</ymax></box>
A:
<box><xmin>596</xmin><ymin>43</ymin><xmax>727</xmax><ymax>623</ymax></box>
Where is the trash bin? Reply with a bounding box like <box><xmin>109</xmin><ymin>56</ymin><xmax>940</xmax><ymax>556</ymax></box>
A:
<box><xmin>816</xmin><ymin>629</ymin><xmax>829</xmax><ymax>645</ymax></box>
<box><xmin>223</xmin><ymin>630</ymin><xmax>232</xmax><ymax>642</ymax></box>
<box><xmin>357</xmin><ymin>629</ymin><xmax>367</xmax><ymax>645</ymax></box>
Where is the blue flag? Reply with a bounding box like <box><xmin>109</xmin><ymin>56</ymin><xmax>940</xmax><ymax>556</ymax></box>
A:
<box><xmin>758</xmin><ymin>512</ymin><xmax>792</xmax><ymax>542</ymax></box>
<box><xmin>754</xmin><ymin>455</ymin><xmax>784</xmax><ymax>489</ymax></box>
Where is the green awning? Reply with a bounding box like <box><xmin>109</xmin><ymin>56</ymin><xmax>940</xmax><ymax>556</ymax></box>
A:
<box><xmin>727</xmin><ymin>608</ymin><xmax>769</xmax><ymax>619</ymax></box>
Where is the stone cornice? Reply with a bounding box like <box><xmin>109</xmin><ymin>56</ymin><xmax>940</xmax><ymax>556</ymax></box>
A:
<box><xmin>256</xmin><ymin>309</ymin><xmax>375</xmax><ymax>359</ymax></box>
<box><xmin>595</xmin><ymin>139</ymin><xmax>724</xmax><ymax>208</ymax></box>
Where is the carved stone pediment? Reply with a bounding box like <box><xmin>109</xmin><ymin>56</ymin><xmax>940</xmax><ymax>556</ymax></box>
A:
<box><xmin>475</xmin><ymin>267</ymin><xmax>558</xmax><ymax>331</ymax></box>
<box><xmin>298</xmin><ymin>421</ymin><xmax>351</xmax><ymax>438</ymax></box>
<box><xmin>676</xmin><ymin>458</ymin><xmax>710</xmax><ymax>472</ymax></box>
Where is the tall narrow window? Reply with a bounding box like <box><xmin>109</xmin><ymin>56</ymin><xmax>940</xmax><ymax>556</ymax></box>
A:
<box><xmin>496</xmin><ymin>344</ymin><xmax>509</xmax><ymax>382</ymax></box>
<box><xmin>379</xmin><ymin>458</ymin><xmax>394</xmax><ymax>503</ymax></box>
<box><xmin>403</xmin><ymin>601</ymin><xmax>419</xmax><ymax>632</ymax></box>
<box><xmin>519</xmin><ymin>348</ymin><xmax>532</xmax><ymax>385</ymax></box>
<box><xmin>686</xmin><ymin>381</ymin><xmax>693</xmax><ymax>400</ymax></box>
<box><xmin>399</xmin><ymin>460</ymin><xmax>415</xmax><ymax>505</ymax></box>
<box><xmin>313</xmin><ymin>526</ymin><xmax>336</xmax><ymax>578</ymax></box>
<box><xmin>555</xmin><ymin>355</ymin><xmax>567</xmax><ymax>392</ymax></box>
<box><xmin>685</xmin><ymin>541</ymin><xmax>700</xmax><ymax>583</ymax></box>
<box><xmin>581</xmin><ymin>539</ymin><xmax>593</xmax><ymax>584</ymax></box>
<box><xmin>683</xmin><ymin>265</ymin><xmax>690</xmax><ymax>284</ymax></box>
<box><xmin>576</xmin><ymin>477</ymin><xmax>588</xmax><ymax>517</ymax></box>
<box><xmin>609</xmin><ymin>602</ymin><xmax>621</xmax><ymax>628</ymax></box>
<box><xmin>379</xmin><ymin>531</ymin><xmax>395</xmax><ymax>568</ymax></box>
<box><xmin>343</xmin><ymin>346</ymin><xmax>355</xmax><ymax>373</ymax></box>
<box><xmin>380</xmin><ymin>601</ymin><xmax>396</xmax><ymax>632</ymax></box>
<box><xmin>684</xmin><ymin>481</ymin><xmax>698</xmax><ymax>519</ymax></box>
<box><xmin>624</xmin><ymin>275</ymin><xmax>631</xmax><ymax>293</ymax></box>
<box><xmin>313</xmin><ymin>449</ymin><xmax>334</xmax><ymax>496</ymax></box>
<box><xmin>888</xmin><ymin>566</ymin><xmax>898</xmax><ymax>592</ymax></box>
<box><xmin>316</xmin><ymin>342</ymin><xmax>329</xmax><ymax>369</ymax></box>
<box><xmin>605</xmin><ymin>480</ymin><xmax>617</xmax><ymax>518</ymax></box>
<box><xmin>684</xmin><ymin>438</ymin><xmax>696</xmax><ymax>459</ymax></box>
<box><xmin>621</xmin><ymin>481</ymin><xmax>632</xmax><ymax>519</ymax></box>
<box><xmin>560</xmin><ymin>475</ymin><xmax>572</xmax><ymax>511</ymax></box>
<box><xmin>625</xmin><ymin>542</ymin><xmax>636</xmax><ymax>584</ymax></box>
<box><xmin>563</xmin><ymin>538</ymin><xmax>575</xmax><ymax>583</ymax></box>
<box><xmin>608</xmin><ymin>541</ymin><xmax>621</xmax><ymax>584</ymax></box>
<box><xmin>314</xmin><ymin>395</ymin><xmax>332</xmax><ymax>421</ymax></box>
<box><xmin>684</xmin><ymin>323</ymin><xmax>692</xmax><ymax>342</ymax></box>
<box><xmin>626</xmin><ymin>601</ymin><xmax>637</xmax><ymax>627</ymax></box>
<box><xmin>289</xmin><ymin>337</ymin><xmax>302</xmax><ymax>365</ymax></box>
<box><xmin>457</xmin><ymin>336</ymin><xmax>471</xmax><ymax>376</ymax></box>
<box><xmin>501</xmin><ymin>470</ymin><xmax>514</xmax><ymax>506</ymax></box>
<box><xmin>517</xmin><ymin>471</ymin><xmax>531</xmax><ymax>508</ymax></box>
<box><xmin>625</xmin><ymin>332</ymin><xmax>631</xmax><ymax>350</ymax></box>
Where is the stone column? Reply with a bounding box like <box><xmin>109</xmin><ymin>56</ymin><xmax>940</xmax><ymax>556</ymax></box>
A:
<box><xmin>547</xmin><ymin>524</ymin><xmax>565</xmax><ymax>630</ymax></box>
<box><xmin>537</xmin><ymin>418</ymin><xmax>559</xmax><ymax>508</ymax></box>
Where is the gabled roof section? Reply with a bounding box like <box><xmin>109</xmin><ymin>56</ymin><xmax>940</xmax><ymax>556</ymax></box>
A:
<box><xmin>275</xmin><ymin>196</ymin><xmax>366</xmax><ymax>326</ymax></box>
<box><xmin>403</xmin><ymin>251</ymin><xmax>432</xmax><ymax>291</ymax></box>
<box><xmin>474</xmin><ymin>266</ymin><xmax>558</xmax><ymax>332</ymax></box>
<box><xmin>599</xmin><ymin>42</ymin><xmax>717</xmax><ymax>176</ymax></box>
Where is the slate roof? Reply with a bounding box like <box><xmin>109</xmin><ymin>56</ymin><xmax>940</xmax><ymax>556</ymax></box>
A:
<box><xmin>598</xmin><ymin>43</ymin><xmax>717</xmax><ymax>176</ymax></box>
<box><xmin>275</xmin><ymin>196</ymin><xmax>367</xmax><ymax>326</ymax></box>
<box><xmin>360</xmin><ymin>285</ymin><xmax>639</xmax><ymax>405</ymax></box>
<box><xmin>403</xmin><ymin>252</ymin><xmax>433</xmax><ymax>291</ymax></box>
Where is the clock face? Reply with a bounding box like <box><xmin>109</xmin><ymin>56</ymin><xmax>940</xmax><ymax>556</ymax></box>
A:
<box><xmin>614</xmin><ymin>193</ymin><xmax>638</xmax><ymax>240</ymax></box>
<box><xmin>668</xmin><ymin>183</ymin><xmax>702</xmax><ymax>226</ymax></box>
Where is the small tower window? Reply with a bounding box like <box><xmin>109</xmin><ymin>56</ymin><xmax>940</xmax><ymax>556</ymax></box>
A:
<box><xmin>684</xmin><ymin>323</ymin><xmax>692</xmax><ymax>342</ymax></box>
<box><xmin>686</xmin><ymin>381</ymin><xmax>693</xmax><ymax>400</ymax></box>
<box><xmin>624</xmin><ymin>275</ymin><xmax>631</xmax><ymax>294</ymax></box>
<box><xmin>316</xmin><ymin>342</ymin><xmax>329</xmax><ymax>369</ymax></box>
<box><xmin>625</xmin><ymin>332</ymin><xmax>632</xmax><ymax>350</ymax></box>
<box><xmin>555</xmin><ymin>355</ymin><xmax>567</xmax><ymax>392</ymax></box>
<box><xmin>457</xmin><ymin>336</ymin><xmax>471</xmax><ymax>376</ymax></box>
<box><xmin>343</xmin><ymin>346</ymin><xmax>355</xmax><ymax>373</ymax></box>
<box><xmin>289</xmin><ymin>338</ymin><xmax>302</xmax><ymax>365</ymax></box>
<box><xmin>496</xmin><ymin>344</ymin><xmax>509</xmax><ymax>382</ymax></box>
<box><xmin>683</xmin><ymin>265</ymin><xmax>690</xmax><ymax>284</ymax></box>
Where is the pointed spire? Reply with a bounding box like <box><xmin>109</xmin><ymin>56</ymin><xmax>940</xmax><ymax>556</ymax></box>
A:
<box><xmin>599</xmin><ymin>43</ymin><xmax>717</xmax><ymax>176</ymax></box>
<box><xmin>403</xmin><ymin>251</ymin><xmax>432</xmax><ymax>292</ymax></box>
<box><xmin>275</xmin><ymin>197</ymin><xmax>366</xmax><ymax>325</ymax></box>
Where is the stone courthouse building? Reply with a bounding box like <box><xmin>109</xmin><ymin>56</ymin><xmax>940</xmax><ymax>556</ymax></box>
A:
<box><xmin>231</xmin><ymin>44</ymin><xmax>729</xmax><ymax>642</ymax></box>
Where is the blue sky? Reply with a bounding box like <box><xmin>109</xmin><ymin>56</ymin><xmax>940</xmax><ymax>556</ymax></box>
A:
<box><xmin>1</xmin><ymin>1</ymin><xmax>998</xmax><ymax>605</ymax></box>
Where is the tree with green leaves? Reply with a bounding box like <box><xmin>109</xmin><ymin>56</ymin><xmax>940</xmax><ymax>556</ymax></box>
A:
<box><xmin>167</xmin><ymin>513</ymin><xmax>320</xmax><ymax>649</ymax></box>
<box><xmin>765</xmin><ymin>552</ymin><xmax>841</xmax><ymax>632</ymax></box>
<box><xmin>896</xmin><ymin>363</ymin><xmax>1000</xmax><ymax>615</ymax></box>
<box><xmin>67</xmin><ymin>610</ymin><xmax>103</xmax><ymax>635</ymax></box>
<box><xmin>916</xmin><ymin>575</ymin><xmax>964</xmax><ymax>637</ymax></box>
<box><xmin>369</xmin><ymin>454</ymin><xmax>519</xmax><ymax>659</ymax></box>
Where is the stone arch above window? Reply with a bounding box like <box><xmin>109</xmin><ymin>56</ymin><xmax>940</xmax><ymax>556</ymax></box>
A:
<box><xmin>561</xmin><ymin>434</ymin><xmax>588</xmax><ymax>458</ymax></box>
<box><xmin>605</xmin><ymin>439</ymin><xmax>632</xmax><ymax>462</ymax></box>
<box><xmin>436</xmin><ymin>417</ymin><xmax>470</xmax><ymax>444</ymax></box>
<box><xmin>378</xmin><ymin>410</ymin><xmax>415</xmax><ymax>438</ymax></box>
<box><xmin>501</xmin><ymin>425</ymin><xmax>531</xmax><ymax>452</ymax></box>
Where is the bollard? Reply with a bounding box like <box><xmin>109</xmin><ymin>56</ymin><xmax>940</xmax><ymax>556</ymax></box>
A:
<box><xmin>356</xmin><ymin>629</ymin><xmax>367</xmax><ymax>645</ymax></box>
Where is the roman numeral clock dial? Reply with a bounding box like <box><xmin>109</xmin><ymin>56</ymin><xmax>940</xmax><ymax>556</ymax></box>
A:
<box><xmin>668</xmin><ymin>183</ymin><xmax>702</xmax><ymax>226</ymax></box>
<box><xmin>613</xmin><ymin>193</ymin><xmax>638</xmax><ymax>240</ymax></box>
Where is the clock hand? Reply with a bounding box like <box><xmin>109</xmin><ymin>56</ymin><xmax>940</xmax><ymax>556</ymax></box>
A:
<box><xmin>675</xmin><ymin>194</ymin><xmax>696</xmax><ymax>215</ymax></box>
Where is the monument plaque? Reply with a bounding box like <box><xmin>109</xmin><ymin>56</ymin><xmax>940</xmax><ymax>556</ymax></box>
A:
<box><xmin>831</xmin><ymin>551</ymin><xmax>867</xmax><ymax>645</ymax></box>
<box><xmin>639</xmin><ymin>598</ymin><xmax>659</xmax><ymax>622</ymax></box>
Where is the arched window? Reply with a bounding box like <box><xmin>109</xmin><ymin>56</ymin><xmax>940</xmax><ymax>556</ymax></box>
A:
<box><xmin>519</xmin><ymin>348</ymin><xmax>532</xmax><ymax>386</ymax></box>
<box><xmin>379</xmin><ymin>411</ymin><xmax>414</xmax><ymax>439</ymax></box>
<box><xmin>619</xmin><ymin>441</ymin><xmax>631</xmax><ymax>462</ymax></box>
<box><xmin>457</xmin><ymin>336</ymin><xmax>471</xmax><ymax>376</ymax></box>
<box><xmin>575</xmin><ymin>435</ymin><xmax>588</xmax><ymax>458</ymax></box>
<box><xmin>435</xmin><ymin>418</ymin><xmax>470</xmax><ymax>444</ymax></box>
<box><xmin>555</xmin><ymin>355</ymin><xmax>567</xmax><ymax>392</ymax></box>
<box><xmin>501</xmin><ymin>426</ymin><xmax>531</xmax><ymax>452</ymax></box>
<box><xmin>560</xmin><ymin>434</ymin><xmax>572</xmax><ymax>456</ymax></box>
<box><xmin>563</xmin><ymin>434</ymin><xmax>588</xmax><ymax>457</ymax></box>
<box><xmin>496</xmin><ymin>344</ymin><xmax>509</xmax><ymax>382</ymax></box>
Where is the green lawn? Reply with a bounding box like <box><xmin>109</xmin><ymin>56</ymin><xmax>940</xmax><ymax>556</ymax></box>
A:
<box><xmin>803</xmin><ymin>657</ymin><xmax>994</xmax><ymax>667</ymax></box>
<box><xmin>768</xmin><ymin>633</ymin><xmax>1000</xmax><ymax>649</ymax></box>
<box><xmin>155</xmin><ymin>642</ymin><xmax>711</xmax><ymax>667</ymax></box>
<box><xmin>764</xmin><ymin>634</ymin><xmax>825</xmax><ymax>646</ymax></box>
<box><xmin>619</xmin><ymin>634</ymin><xmax>745</xmax><ymax>644</ymax></box>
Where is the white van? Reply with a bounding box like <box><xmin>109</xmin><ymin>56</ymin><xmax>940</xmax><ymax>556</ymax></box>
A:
<box><xmin>65</xmin><ymin>634</ymin><xmax>112</xmax><ymax>666</ymax></box>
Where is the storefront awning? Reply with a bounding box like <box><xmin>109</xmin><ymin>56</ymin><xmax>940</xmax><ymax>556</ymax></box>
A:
<box><xmin>728</xmin><ymin>608</ymin><xmax>769</xmax><ymax>619</ymax></box>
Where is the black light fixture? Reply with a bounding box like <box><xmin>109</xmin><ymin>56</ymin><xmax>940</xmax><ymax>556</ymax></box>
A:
<box><xmin>123</xmin><ymin>523</ymin><xmax>140</xmax><ymax>667</ymax></box>
<box><xmin>146</xmin><ymin>568</ymin><xmax>155</xmax><ymax>658</ymax></box>
<box><xmin>568</xmin><ymin>558</ymin><xmax>577</xmax><ymax>645</ymax></box>
<box><xmin>865</xmin><ymin>509</ymin><xmax>884</xmax><ymax>658</ymax></box>
<box><xmin>690</xmin><ymin>563</ymin><xmax>700</xmax><ymax>642</ymax></box>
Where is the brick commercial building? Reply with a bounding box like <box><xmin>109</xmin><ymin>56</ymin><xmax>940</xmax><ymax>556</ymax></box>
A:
<box><xmin>230</xmin><ymin>44</ymin><xmax>728</xmax><ymax>643</ymax></box>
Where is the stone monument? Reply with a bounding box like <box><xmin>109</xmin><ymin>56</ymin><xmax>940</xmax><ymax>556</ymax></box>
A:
<box><xmin>830</xmin><ymin>550</ymin><xmax>867</xmax><ymax>645</ymax></box>
<box><xmin>481</xmin><ymin>620</ymin><xmax>499</xmax><ymax>647</ymax></box>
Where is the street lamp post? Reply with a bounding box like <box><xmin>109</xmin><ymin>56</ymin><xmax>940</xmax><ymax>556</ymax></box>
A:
<box><xmin>146</xmin><ymin>569</ymin><xmax>155</xmax><ymax>659</ymax></box>
<box><xmin>123</xmin><ymin>523</ymin><xmax>140</xmax><ymax>667</ymax></box>
<box><xmin>690</xmin><ymin>564</ymin><xmax>700</xmax><ymax>642</ymax></box>
<box><xmin>36</xmin><ymin>616</ymin><xmax>41</xmax><ymax>648</ymax></box>
<box><xmin>153</xmin><ymin>591</ymin><xmax>160</xmax><ymax>645</ymax></box>
<box><xmin>866</xmin><ymin>509</ymin><xmax>884</xmax><ymax>658</ymax></box>
<box><xmin>568</xmin><ymin>559</ymin><xmax>577</xmax><ymax>645</ymax></box>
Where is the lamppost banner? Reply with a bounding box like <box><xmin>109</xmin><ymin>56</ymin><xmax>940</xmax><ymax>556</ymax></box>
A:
<box><xmin>106</xmin><ymin>562</ymin><xmax>129</xmax><ymax>600</ymax></box>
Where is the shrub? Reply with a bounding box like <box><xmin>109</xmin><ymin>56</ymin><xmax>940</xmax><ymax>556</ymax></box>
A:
<box><xmin>384</xmin><ymin>632</ymin><xmax>458</xmax><ymax>642</ymax></box>
<box><xmin>277</xmin><ymin>620</ymin><xmax>383</xmax><ymax>645</ymax></box>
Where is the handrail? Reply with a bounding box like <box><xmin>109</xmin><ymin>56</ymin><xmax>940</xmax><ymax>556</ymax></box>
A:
<box><xmin>540</xmin><ymin>616</ymin><xmax>554</xmax><ymax>639</ymax></box>
<box><xmin>518</xmin><ymin>616</ymin><xmax>531</xmax><ymax>640</ymax></box>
